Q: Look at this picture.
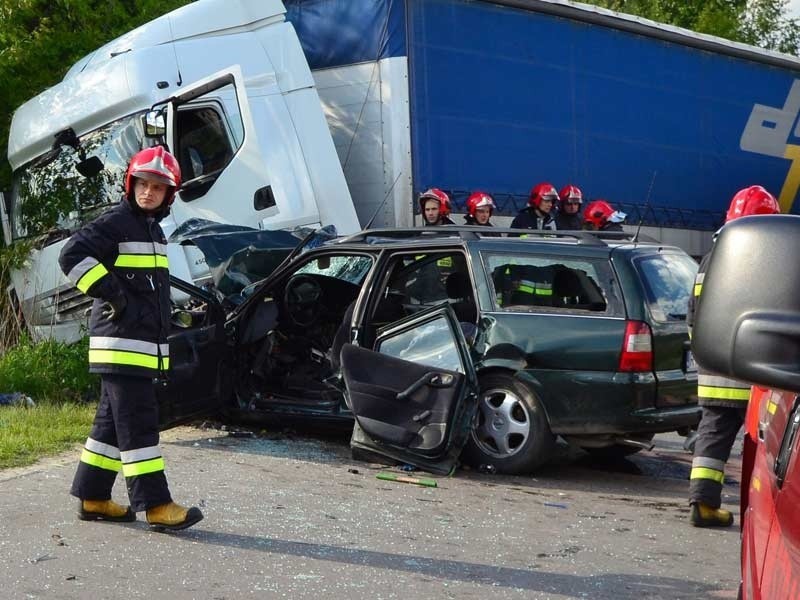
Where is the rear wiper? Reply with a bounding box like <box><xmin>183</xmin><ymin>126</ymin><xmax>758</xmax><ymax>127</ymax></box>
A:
<box><xmin>668</xmin><ymin>313</ymin><xmax>687</xmax><ymax>319</ymax></box>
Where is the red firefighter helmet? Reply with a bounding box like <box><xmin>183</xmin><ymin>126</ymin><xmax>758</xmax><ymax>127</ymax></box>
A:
<box><xmin>584</xmin><ymin>199</ymin><xmax>625</xmax><ymax>229</ymax></box>
<box><xmin>418</xmin><ymin>188</ymin><xmax>452</xmax><ymax>216</ymax></box>
<box><xmin>466</xmin><ymin>191</ymin><xmax>496</xmax><ymax>218</ymax></box>
<box><xmin>529</xmin><ymin>182</ymin><xmax>559</xmax><ymax>209</ymax></box>
<box><xmin>558</xmin><ymin>184</ymin><xmax>583</xmax><ymax>209</ymax></box>
<box><xmin>725</xmin><ymin>185</ymin><xmax>779</xmax><ymax>223</ymax></box>
<box><xmin>124</xmin><ymin>146</ymin><xmax>182</xmax><ymax>206</ymax></box>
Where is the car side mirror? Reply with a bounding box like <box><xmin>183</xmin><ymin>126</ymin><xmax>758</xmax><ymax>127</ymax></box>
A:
<box><xmin>693</xmin><ymin>215</ymin><xmax>800</xmax><ymax>393</ymax></box>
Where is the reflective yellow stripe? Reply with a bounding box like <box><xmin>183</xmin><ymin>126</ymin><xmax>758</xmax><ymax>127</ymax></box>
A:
<box><xmin>437</xmin><ymin>257</ymin><xmax>453</xmax><ymax>268</ymax></box>
<box><xmin>535</xmin><ymin>288</ymin><xmax>553</xmax><ymax>296</ymax></box>
<box><xmin>698</xmin><ymin>385</ymin><xmax>750</xmax><ymax>401</ymax></box>
<box><xmin>767</xmin><ymin>401</ymin><xmax>778</xmax><ymax>415</ymax></box>
<box><xmin>114</xmin><ymin>254</ymin><xmax>169</xmax><ymax>269</ymax></box>
<box><xmin>122</xmin><ymin>457</ymin><xmax>165</xmax><ymax>477</ymax></box>
<box><xmin>690</xmin><ymin>466</ymin><xmax>725</xmax><ymax>483</ymax></box>
<box><xmin>518</xmin><ymin>284</ymin><xmax>534</xmax><ymax>295</ymax></box>
<box><xmin>694</xmin><ymin>283</ymin><xmax>702</xmax><ymax>296</ymax></box>
<box><xmin>77</xmin><ymin>263</ymin><xmax>109</xmax><ymax>294</ymax></box>
<box><xmin>89</xmin><ymin>349</ymin><xmax>169</xmax><ymax>371</ymax></box>
<box><xmin>81</xmin><ymin>449</ymin><xmax>122</xmax><ymax>472</ymax></box>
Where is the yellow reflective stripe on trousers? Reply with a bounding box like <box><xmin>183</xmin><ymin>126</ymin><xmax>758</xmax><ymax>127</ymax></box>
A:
<box><xmin>81</xmin><ymin>449</ymin><xmax>122</xmax><ymax>472</ymax></box>
<box><xmin>114</xmin><ymin>254</ymin><xmax>169</xmax><ymax>269</ymax></box>
<box><xmin>122</xmin><ymin>457</ymin><xmax>165</xmax><ymax>477</ymax></box>
<box><xmin>697</xmin><ymin>385</ymin><xmax>750</xmax><ymax>401</ymax></box>
<box><xmin>77</xmin><ymin>263</ymin><xmax>109</xmax><ymax>294</ymax></box>
<box><xmin>690</xmin><ymin>466</ymin><xmax>725</xmax><ymax>483</ymax></box>
<box><xmin>89</xmin><ymin>349</ymin><xmax>169</xmax><ymax>370</ymax></box>
<box><xmin>694</xmin><ymin>283</ymin><xmax>702</xmax><ymax>296</ymax></box>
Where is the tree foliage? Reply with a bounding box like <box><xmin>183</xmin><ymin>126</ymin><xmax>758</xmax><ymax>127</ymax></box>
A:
<box><xmin>0</xmin><ymin>0</ymin><xmax>193</xmax><ymax>191</ymax></box>
<box><xmin>584</xmin><ymin>0</ymin><xmax>800</xmax><ymax>55</ymax></box>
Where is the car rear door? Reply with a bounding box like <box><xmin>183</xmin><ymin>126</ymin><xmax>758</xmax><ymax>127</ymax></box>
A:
<box><xmin>341</xmin><ymin>305</ymin><xmax>478</xmax><ymax>475</ymax></box>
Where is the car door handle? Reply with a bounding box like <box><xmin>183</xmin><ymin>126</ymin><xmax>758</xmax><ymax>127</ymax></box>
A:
<box><xmin>396</xmin><ymin>372</ymin><xmax>455</xmax><ymax>401</ymax></box>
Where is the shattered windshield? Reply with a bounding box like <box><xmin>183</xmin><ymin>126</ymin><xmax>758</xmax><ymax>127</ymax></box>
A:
<box><xmin>9</xmin><ymin>112</ymin><xmax>148</xmax><ymax>241</ymax></box>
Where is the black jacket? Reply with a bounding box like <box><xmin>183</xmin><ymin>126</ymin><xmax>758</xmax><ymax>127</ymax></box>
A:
<box><xmin>510</xmin><ymin>208</ymin><xmax>557</xmax><ymax>231</ymax></box>
<box><xmin>59</xmin><ymin>199</ymin><xmax>170</xmax><ymax>378</ymax></box>
<box><xmin>556</xmin><ymin>212</ymin><xmax>583</xmax><ymax>231</ymax></box>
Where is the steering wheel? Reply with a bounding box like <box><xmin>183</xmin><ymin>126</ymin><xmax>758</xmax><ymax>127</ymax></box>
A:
<box><xmin>283</xmin><ymin>274</ymin><xmax>324</xmax><ymax>327</ymax></box>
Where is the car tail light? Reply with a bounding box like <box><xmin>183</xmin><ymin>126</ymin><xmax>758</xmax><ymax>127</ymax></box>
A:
<box><xmin>619</xmin><ymin>320</ymin><xmax>653</xmax><ymax>372</ymax></box>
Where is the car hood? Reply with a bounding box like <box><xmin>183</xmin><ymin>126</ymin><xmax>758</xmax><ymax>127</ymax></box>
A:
<box><xmin>169</xmin><ymin>219</ymin><xmax>340</xmax><ymax>302</ymax></box>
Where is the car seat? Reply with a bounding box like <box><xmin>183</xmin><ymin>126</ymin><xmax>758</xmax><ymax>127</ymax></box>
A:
<box><xmin>445</xmin><ymin>271</ymin><xmax>477</xmax><ymax>323</ymax></box>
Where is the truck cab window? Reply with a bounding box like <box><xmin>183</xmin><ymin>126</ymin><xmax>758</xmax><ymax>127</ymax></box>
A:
<box><xmin>175</xmin><ymin>83</ymin><xmax>244</xmax><ymax>187</ymax></box>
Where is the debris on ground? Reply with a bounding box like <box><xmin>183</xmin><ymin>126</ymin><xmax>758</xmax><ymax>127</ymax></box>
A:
<box><xmin>0</xmin><ymin>393</ymin><xmax>35</xmax><ymax>407</ymax></box>
<box><xmin>376</xmin><ymin>472</ymin><xmax>438</xmax><ymax>488</ymax></box>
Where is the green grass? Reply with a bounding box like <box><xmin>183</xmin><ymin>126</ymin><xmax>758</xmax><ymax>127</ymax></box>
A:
<box><xmin>0</xmin><ymin>402</ymin><xmax>96</xmax><ymax>469</ymax></box>
<box><xmin>0</xmin><ymin>335</ymin><xmax>100</xmax><ymax>469</ymax></box>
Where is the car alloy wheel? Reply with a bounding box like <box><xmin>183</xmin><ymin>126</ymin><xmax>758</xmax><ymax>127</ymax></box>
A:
<box><xmin>472</xmin><ymin>386</ymin><xmax>531</xmax><ymax>457</ymax></box>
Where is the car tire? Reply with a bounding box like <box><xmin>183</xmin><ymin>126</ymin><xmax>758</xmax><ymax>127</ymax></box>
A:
<box><xmin>462</xmin><ymin>373</ymin><xmax>555</xmax><ymax>474</ymax></box>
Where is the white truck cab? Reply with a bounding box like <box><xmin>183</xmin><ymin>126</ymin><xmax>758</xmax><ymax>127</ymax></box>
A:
<box><xmin>2</xmin><ymin>0</ymin><xmax>359</xmax><ymax>342</ymax></box>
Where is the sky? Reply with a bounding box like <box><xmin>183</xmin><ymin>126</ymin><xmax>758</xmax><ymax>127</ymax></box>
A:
<box><xmin>790</xmin><ymin>0</ymin><xmax>800</xmax><ymax>18</ymax></box>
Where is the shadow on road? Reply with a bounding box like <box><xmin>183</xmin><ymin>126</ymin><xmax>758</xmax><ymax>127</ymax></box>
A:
<box><xmin>176</xmin><ymin>528</ymin><xmax>722</xmax><ymax>599</ymax></box>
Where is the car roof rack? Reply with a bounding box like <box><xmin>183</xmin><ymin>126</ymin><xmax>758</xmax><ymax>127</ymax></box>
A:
<box><xmin>335</xmin><ymin>226</ymin><xmax>661</xmax><ymax>246</ymax></box>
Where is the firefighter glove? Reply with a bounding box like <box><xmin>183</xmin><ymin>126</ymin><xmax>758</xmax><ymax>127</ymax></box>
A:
<box><xmin>101</xmin><ymin>294</ymin><xmax>127</xmax><ymax>322</ymax></box>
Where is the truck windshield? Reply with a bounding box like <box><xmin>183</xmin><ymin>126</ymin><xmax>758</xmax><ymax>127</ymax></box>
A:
<box><xmin>9</xmin><ymin>112</ymin><xmax>146</xmax><ymax>241</ymax></box>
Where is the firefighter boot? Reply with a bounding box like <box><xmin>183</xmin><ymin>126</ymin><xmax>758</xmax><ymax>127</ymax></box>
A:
<box><xmin>689</xmin><ymin>502</ymin><xmax>734</xmax><ymax>527</ymax></box>
<box><xmin>78</xmin><ymin>499</ymin><xmax>136</xmax><ymax>522</ymax></box>
<box><xmin>146</xmin><ymin>501</ymin><xmax>204</xmax><ymax>532</ymax></box>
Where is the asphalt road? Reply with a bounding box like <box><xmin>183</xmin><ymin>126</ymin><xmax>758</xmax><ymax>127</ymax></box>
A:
<box><xmin>0</xmin><ymin>425</ymin><xmax>741</xmax><ymax>599</ymax></box>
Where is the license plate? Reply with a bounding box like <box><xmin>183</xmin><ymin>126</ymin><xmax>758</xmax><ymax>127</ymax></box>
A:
<box><xmin>684</xmin><ymin>350</ymin><xmax>697</xmax><ymax>373</ymax></box>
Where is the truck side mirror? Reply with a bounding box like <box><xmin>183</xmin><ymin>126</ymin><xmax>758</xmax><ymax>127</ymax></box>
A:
<box><xmin>144</xmin><ymin>110</ymin><xmax>166</xmax><ymax>137</ymax></box>
<box><xmin>76</xmin><ymin>156</ymin><xmax>104</xmax><ymax>178</ymax></box>
<box><xmin>693</xmin><ymin>215</ymin><xmax>800</xmax><ymax>393</ymax></box>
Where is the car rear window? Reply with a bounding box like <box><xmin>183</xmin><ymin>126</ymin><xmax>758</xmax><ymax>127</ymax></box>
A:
<box><xmin>482</xmin><ymin>252</ymin><xmax>615</xmax><ymax>314</ymax></box>
<box><xmin>634</xmin><ymin>253</ymin><xmax>698</xmax><ymax>322</ymax></box>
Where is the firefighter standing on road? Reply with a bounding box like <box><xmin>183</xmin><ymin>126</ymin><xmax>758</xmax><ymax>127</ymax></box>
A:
<box><xmin>511</xmin><ymin>182</ymin><xmax>558</xmax><ymax>231</ymax></box>
<box><xmin>418</xmin><ymin>188</ymin><xmax>455</xmax><ymax>226</ymax></box>
<box><xmin>688</xmin><ymin>185</ymin><xmax>780</xmax><ymax>527</ymax></box>
<box><xmin>59</xmin><ymin>146</ymin><xmax>204</xmax><ymax>532</ymax></box>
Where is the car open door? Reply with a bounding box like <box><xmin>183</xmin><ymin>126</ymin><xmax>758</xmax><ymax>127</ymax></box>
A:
<box><xmin>156</xmin><ymin>276</ymin><xmax>231</xmax><ymax>429</ymax></box>
<box><xmin>341</xmin><ymin>305</ymin><xmax>478</xmax><ymax>475</ymax></box>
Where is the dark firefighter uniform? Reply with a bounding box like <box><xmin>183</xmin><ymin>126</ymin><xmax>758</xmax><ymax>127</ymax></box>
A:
<box><xmin>59</xmin><ymin>198</ymin><xmax>173</xmax><ymax>512</ymax></box>
<box><xmin>687</xmin><ymin>251</ymin><xmax>750</xmax><ymax>509</ymax></box>
<box><xmin>510</xmin><ymin>208</ymin><xmax>557</xmax><ymax>231</ymax></box>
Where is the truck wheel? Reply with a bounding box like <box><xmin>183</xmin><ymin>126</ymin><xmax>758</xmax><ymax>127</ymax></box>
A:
<box><xmin>462</xmin><ymin>373</ymin><xmax>554</xmax><ymax>474</ymax></box>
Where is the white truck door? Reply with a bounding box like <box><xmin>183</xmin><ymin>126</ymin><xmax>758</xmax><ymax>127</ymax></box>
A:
<box><xmin>0</xmin><ymin>192</ymin><xmax>11</xmax><ymax>247</ymax></box>
<box><xmin>165</xmin><ymin>65</ymin><xmax>279</xmax><ymax>230</ymax></box>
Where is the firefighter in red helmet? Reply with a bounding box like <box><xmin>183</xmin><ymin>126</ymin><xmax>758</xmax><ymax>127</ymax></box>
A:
<box><xmin>59</xmin><ymin>146</ymin><xmax>204</xmax><ymax>532</ymax></box>
<box><xmin>418</xmin><ymin>188</ymin><xmax>455</xmax><ymax>226</ymax></box>
<box><xmin>556</xmin><ymin>184</ymin><xmax>584</xmax><ymax>230</ymax></box>
<box><xmin>511</xmin><ymin>182</ymin><xmax>558</xmax><ymax>231</ymax></box>
<box><xmin>464</xmin><ymin>191</ymin><xmax>496</xmax><ymax>226</ymax></box>
<box><xmin>583</xmin><ymin>199</ymin><xmax>626</xmax><ymax>231</ymax></box>
<box><xmin>687</xmin><ymin>185</ymin><xmax>780</xmax><ymax>527</ymax></box>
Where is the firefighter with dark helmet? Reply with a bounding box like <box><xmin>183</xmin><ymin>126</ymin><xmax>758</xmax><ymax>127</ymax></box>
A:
<box><xmin>59</xmin><ymin>146</ymin><xmax>204</xmax><ymax>532</ymax></box>
<box><xmin>418</xmin><ymin>188</ymin><xmax>455</xmax><ymax>226</ymax></box>
<box><xmin>687</xmin><ymin>185</ymin><xmax>780</xmax><ymax>527</ymax></box>
<box><xmin>464</xmin><ymin>191</ymin><xmax>496</xmax><ymax>226</ymax></box>
<box><xmin>511</xmin><ymin>182</ymin><xmax>558</xmax><ymax>231</ymax></box>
